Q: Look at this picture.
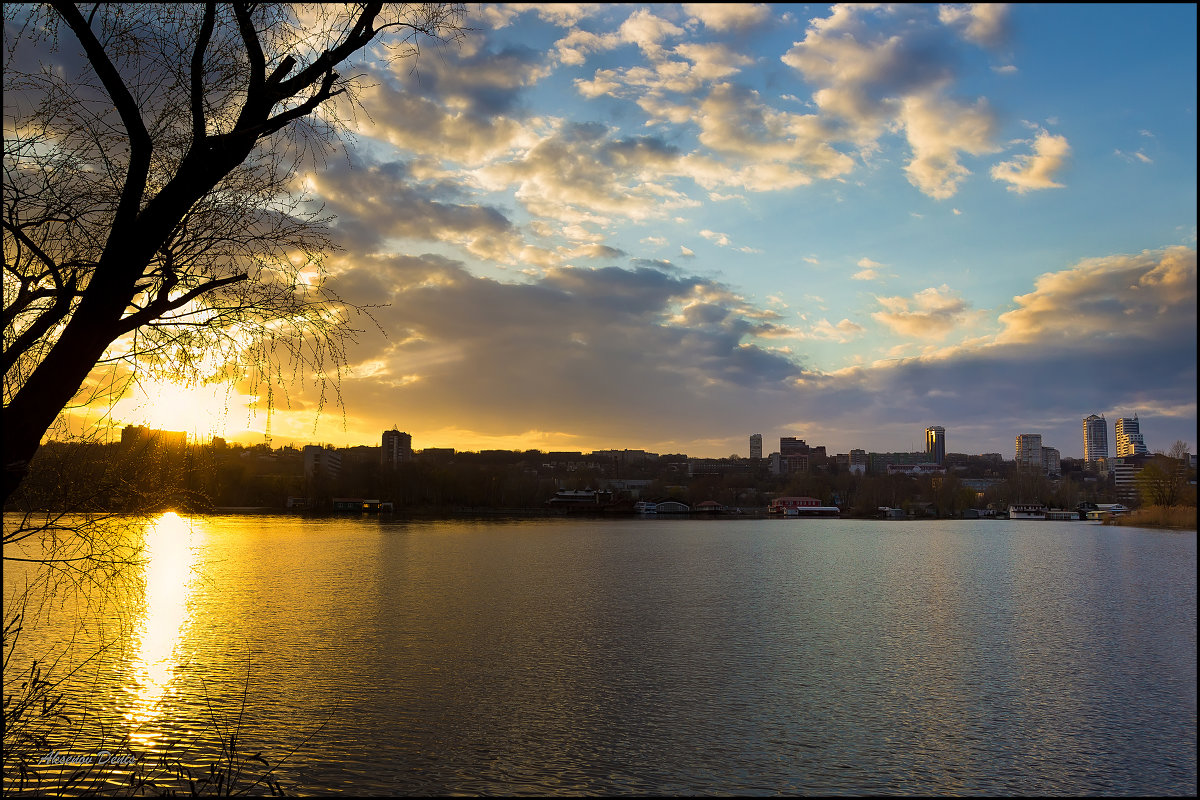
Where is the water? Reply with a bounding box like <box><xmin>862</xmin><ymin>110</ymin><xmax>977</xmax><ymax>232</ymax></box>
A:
<box><xmin>3</xmin><ymin>514</ymin><xmax>1196</xmax><ymax>795</ymax></box>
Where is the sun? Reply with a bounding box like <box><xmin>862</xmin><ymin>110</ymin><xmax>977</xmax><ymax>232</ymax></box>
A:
<box><xmin>111</xmin><ymin>379</ymin><xmax>241</xmax><ymax>439</ymax></box>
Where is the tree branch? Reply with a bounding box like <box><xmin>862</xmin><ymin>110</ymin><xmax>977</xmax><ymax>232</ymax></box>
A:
<box><xmin>1</xmin><ymin>275</ymin><xmax>79</xmax><ymax>377</ymax></box>
<box><xmin>272</xmin><ymin>3</ymin><xmax>382</xmax><ymax>101</ymax></box>
<box><xmin>2</xmin><ymin>218</ymin><xmax>65</xmax><ymax>284</ymax></box>
<box><xmin>189</xmin><ymin>3</ymin><xmax>217</xmax><ymax>147</ymax></box>
<box><xmin>49</xmin><ymin>2</ymin><xmax>152</xmax><ymax>237</ymax></box>
<box><xmin>231</xmin><ymin>1</ymin><xmax>268</xmax><ymax>130</ymax></box>
<box><xmin>116</xmin><ymin>272</ymin><xmax>249</xmax><ymax>334</ymax></box>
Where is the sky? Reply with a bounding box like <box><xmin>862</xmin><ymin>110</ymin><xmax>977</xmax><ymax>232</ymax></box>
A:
<box><xmin>105</xmin><ymin>3</ymin><xmax>1196</xmax><ymax>460</ymax></box>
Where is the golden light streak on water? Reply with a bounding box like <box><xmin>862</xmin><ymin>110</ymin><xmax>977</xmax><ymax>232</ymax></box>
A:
<box><xmin>123</xmin><ymin>512</ymin><xmax>203</xmax><ymax>747</ymax></box>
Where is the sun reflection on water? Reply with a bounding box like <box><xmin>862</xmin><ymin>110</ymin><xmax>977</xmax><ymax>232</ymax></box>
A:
<box><xmin>124</xmin><ymin>511</ymin><xmax>203</xmax><ymax>746</ymax></box>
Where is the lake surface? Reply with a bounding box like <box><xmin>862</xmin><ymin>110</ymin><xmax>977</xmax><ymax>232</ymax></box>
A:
<box><xmin>3</xmin><ymin>514</ymin><xmax>1196</xmax><ymax>795</ymax></box>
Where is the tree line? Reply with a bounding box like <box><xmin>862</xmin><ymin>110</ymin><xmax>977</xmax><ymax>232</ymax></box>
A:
<box><xmin>11</xmin><ymin>438</ymin><xmax>1192</xmax><ymax>517</ymax></box>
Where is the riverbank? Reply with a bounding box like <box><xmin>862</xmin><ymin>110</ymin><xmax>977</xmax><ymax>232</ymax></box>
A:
<box><xmin>1107</xmin><ymin>505</ymin><xmax>1197</xmax><ymax>530</ymax></box>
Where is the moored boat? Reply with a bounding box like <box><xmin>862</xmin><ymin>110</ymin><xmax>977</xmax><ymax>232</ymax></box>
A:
<box><xmin>770</xmin><ymin>496</ymin><xmax>840</xmax><ymax>517</ymax></box>
<box><xmin>1008</xmin><ymin>503</ymin><xmax>1047</xmax><ymax>520</ymax></box>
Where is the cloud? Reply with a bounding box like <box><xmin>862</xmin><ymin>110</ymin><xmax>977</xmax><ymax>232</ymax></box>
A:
<box><xmin>619</xmin><ymin>8</ymin><xmax>686</xmax><ymax>50</ymax></box>
<box><xmin>672</xmin><ymin>41</ymin><xmax>756</xmax><ymax>82</ymax></box>
<box><xmin>160</xmin><ymin>246</ymin><xmax>1193</xmax><ymax>460</ymax></box>
<box><xmin>995</xmin><ymin>246</ymin><xmax>1196</xmax><ymax>345</ymax></box>
<box><xmin>803</xmin><ymin>318</ymin><xmax>867</xmax><ymax>343</ymax></box>
<box><xmin>853</xmin><ymin>257</ymin><xmax>884</xmax><ymax>281</ymax></box>
<box><xmin>781</xmin><ymin>4</ymin><xmax>1003</xmax><ymax>197</ymax></box>
<box><xmin>560</xmin><ymin>4</ymin><xmax>1012</xmax><ymax>198</ymax></box>
<box><xmin>481</xmin><ymin>4</ymin><xmax>606</xmax><ymax>31</ymax></box>
<box><xmin>700</xmin><ymin>229</ymin><xmax>732</xmax><ymax>247</ymax></box>
<box><xmin>677</xmin><ymin>83</ymin><xmax>857</xmax><ymax>191</ymax></box>
<box><xmin>350</xmin><ymin>78</ymin><xmax>531</xmax><ymax>167</ymax></box>
<box><xmin>809</xmin><ymin>250</ymin><xmax>1197</xmax><ymax>456</ymax></box>
<box><xmin>820</xmin><ymin>246</ymin><xmax>1194</xmax><ymax>455</ymax></box>
<box><xmin>683</xmin><ymin>3</ymin><xmax>772</xmax><ymax>32</ymax></box>
<box><xmin>991</xmin><ymin>129</ymin><xmax>1071</xmax><ymax>193</ymax></box>
<box><xmin>555</xmin><ymin>7</ymin><xmax>685</xmax><ymax>64</ymax></box>
<box><xmin>872</xmin><ymin>285</ymin><xmax>971</xmax><ymax>339</ymax></box>
<box><xmin>901</xmin><ymin>93</ymin><xmax>999</xmax><ymax>199</ymax></box>
<box><xmin>573</xmin><ymin>37</ymin><xmax>755</xmax><ymax>106</ymax></box>
<box><xmin>316</xmin><ymin>255</ymin><xmax>807</xmax><ymax>446</ymax></box>
<box><xmin>479</xmin><ymin>122</ymin><xmax>695</xmax><ymax>226</ymax></box>
<box><xmin>555</xmin><ymin>29</ymin><xmax>620</xmax><ymax>67</ymax></box>
<box><xmin>938</xmin><ymin>3</ymin><xmax>1012</xmax><ymax>47</ymax></box>
<box><xmin>1114</xmin><ymin>149</ymin><xmax>1153</xmax><ymax>165</ymax></box>
<box><xmin>306</xmin><ymin>157</ymin><xmax>519</xmax><ymax>255</ymax></box>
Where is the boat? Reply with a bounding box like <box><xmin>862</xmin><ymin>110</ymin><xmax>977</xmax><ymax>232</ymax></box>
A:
<box><xmin>1085</xmin><ymin>504</ymin><xmax>1131</xmax><ymax>521</ymax></box>
<box><xmin>770</xmin><ymin>497</ymin><xmax>840</xmax><ymax>517</ymax></box>
<box><xmin>1008</xmin><ymin>503</ymin><xmax>1047</xmax><ymax>520</ymax></box>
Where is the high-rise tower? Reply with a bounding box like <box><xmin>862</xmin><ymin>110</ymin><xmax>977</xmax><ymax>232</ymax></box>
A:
<box><xmin>382</xmin><ymin>428</ymin><xmax>413</xmax><ymax>468</ymax></box>
<box><xmin>925</xmin><ymin>425</ymin><xmax>946</xmax><ymax>465</ymax></box>
<box><xmin>1115</xmin><ymin>415</ymin><xmax>1149</xmax><ymax>457</ymax></box>
<box><xmin>1015</xmin><ymin>433</ymin><xmax>1042</xmax><ymax>470</ymax></box>
<box><xmin>1083</xmin><ymin>414</ymin><xmax>1108</xmax><ymax>464</ymax></box>
<box><xmin>750</xmin><ymin>433</ymin><xmax>762</xmax><ymax>460</ymax></box>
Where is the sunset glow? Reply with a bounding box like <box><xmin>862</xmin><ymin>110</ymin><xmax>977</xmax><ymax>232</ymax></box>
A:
<box><xmin>108</xmin><ymin>381</ymin><xmax>246</xmax><ymax>442</ymax></box>
<box><xmin>80</xmin><ymin>4</ymin><xmax>1194</xmax><ymax>458</ymax></box>
<box><xmin>124</xmin><ymin>512</ymin><xmax>203</xmax><ymax>745</ymax></box>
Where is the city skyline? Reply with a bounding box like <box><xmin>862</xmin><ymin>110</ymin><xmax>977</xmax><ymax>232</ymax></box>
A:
<box><xmin>111</xmin><ymin>418</ymin><xmax>1187</xmax><ymax>469</ymax></box>
<box><xmin>73</xmin><ymin>4</ymin><xmax>1194</xmax><ymax>460</ymax></box>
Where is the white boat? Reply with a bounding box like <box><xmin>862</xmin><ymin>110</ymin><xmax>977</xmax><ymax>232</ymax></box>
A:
<box><xmin>783</xmin><ymin>506</ymin><xmax>840</xmax><ymax>517</ymax></box>
<box><xmin>770</xmin><ymin>497</ymin><xmax>840</xmax><ymax>517</ymax></box>
<box><xmin>1008</xmin><ymin>503</ymin><xmax>1047</xmax><ymax>520</ymax></box>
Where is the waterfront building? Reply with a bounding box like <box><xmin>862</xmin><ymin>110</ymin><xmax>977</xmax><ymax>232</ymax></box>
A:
<box><xmin>750</xmin><ymin>433</ymin><xmax>762</xmax><ymax>461</ymax></box>
<box><xmin>886</xmin><ymin>463</ymin><xmax>947</xmax><ymax>477</ymax></box>
<box><xmin>121</xmin><ymin>424</ymin><xmax>187</xmax><ymax>450</ymax></box>
<box><xmin>867</xmin><ymin>451</ymin><xmax>928</xmax><ymax>474</ymax></box>
<box><xmin>688</xmin><ymin>458</ymin><xmax>750</xmax><ymax>477</ymax></box>
<box><xmin>382</xmin><ymin>428</ymin><xmax>413</xmax><ymax>468</ymax></box>
<box><xmin>1083</xmin><ymin>414</ymin><xmax>1109</xmax><ymax>465</ymax></box>
<box><xmin>1115</xmin><ymin>415</ymin><xmax>1149</xmax><ymax>457</ymax></box>
<box><xmin>1112</xmin><ymin>454</ymin><xmax>1154</xmax><ymax>503</ymax></box>
<box><xmin>925</xmin><ymin>425</ymin><xmax>946</xmax><ymax>465</ymax></box>
<box><xmin>303</xmin><ymin>444</ymin><xmax>343</xmax><ymax>480</ymax></box>
<box><xmin>1042</xmin><ymin>446</ymin><xmax>1061</xmax><ymax>477</ymax></box>
<box><xmin>779</xmin><ymin>437</ymin><xmax>808</xmax><ymax>455</ymax></box>
<box><xmin>780</xmin><ymin>436</ymin><xmax>810</xmax><ymax>473</ymax></box>
<box><xmin>1015</xmin><ymin>434</ymin><xmax>1042</xmax><ymax>470</ymax></box>
<box><xmin>768</xmin><ymin>496</ymin><xmax>840</xmax><ymax>516</ymax></box>
<box><xmin>810</xmin><ymin>445</ymin><xmax>828</xmax><ymax>468</ymax></box>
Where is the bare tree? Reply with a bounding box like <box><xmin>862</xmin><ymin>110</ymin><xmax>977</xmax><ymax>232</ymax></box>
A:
<box><xmin>2</xmin><ymin>2</ymin><xmax>467</xmax><ymax>504</ymax></box>
<box><xmin>1136</xmin><ymin>455</ymin><xmax>1186</xmax><ymax>508</ymax></box>
<box><xmin>1166</xmin><ymin>440</ymin><xmax>1191</xmax><ymax>463</ymax></box>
